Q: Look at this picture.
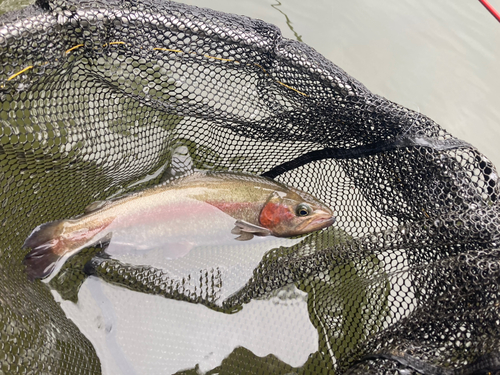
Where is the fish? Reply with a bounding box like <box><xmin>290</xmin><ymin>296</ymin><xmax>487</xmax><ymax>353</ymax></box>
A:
<box><xmin>22</xmin><ymin>171</ymin><xmax>335</xmax><ymax>280</ymax></box>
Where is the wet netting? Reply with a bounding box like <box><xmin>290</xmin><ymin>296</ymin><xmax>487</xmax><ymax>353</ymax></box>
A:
<box><xmin>1</xmin><ymin>0</ymin><xmax>500</xmax><ymax>374</ymax></box>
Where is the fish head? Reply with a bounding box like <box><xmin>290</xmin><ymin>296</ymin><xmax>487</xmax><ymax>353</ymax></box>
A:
<box><xmin>258</xmin><ymin>189</ymin><xmax>335</xmax><ymax>237</ymax></box>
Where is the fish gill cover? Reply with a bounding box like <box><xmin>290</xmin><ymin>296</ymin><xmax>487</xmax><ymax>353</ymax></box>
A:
<box><xmin>0</xmin><ymin>0</ymin><xmax>499</xmax><ymax>374</ymax></box>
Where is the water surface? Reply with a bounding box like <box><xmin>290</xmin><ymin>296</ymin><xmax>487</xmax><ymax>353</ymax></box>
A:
<box><xmin>182</xmin><ymin>0</ymin><xmax>500</xmax><ymax>167</ymax></box>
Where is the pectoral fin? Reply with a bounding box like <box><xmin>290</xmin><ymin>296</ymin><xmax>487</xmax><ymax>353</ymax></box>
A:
<box><xmin>234</xmin><ymin>232</ymin><xmax>255</xmax><ymax>241</ymax></box>
<box><xmin>232</xmin><ymin>220</ymin><xmax>272</xmax><ymax>241</ymax></box>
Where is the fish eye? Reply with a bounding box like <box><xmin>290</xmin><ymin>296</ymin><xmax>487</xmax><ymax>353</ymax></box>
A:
<box><xmin>296</xmin><ymin>203</ymin><xmax>311</xmax><ymax>217</ymax></box>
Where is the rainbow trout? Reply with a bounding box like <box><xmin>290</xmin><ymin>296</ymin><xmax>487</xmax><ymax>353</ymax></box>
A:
<box><xmin>23</xmin><ymin>172</ymin><xmax>334</xmax><ymax>280</ymax></box>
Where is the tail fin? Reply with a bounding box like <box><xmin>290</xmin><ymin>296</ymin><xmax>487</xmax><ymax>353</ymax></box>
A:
<box><xmin>23</xmin><ymin>220</ymin><xmax>64</xmax><ymax>281</ymax></box>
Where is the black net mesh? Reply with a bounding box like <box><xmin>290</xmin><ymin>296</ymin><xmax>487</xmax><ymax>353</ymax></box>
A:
<box><xmin>1</xmin><ymin>0</ymin><xmax>500</xmax><ymax>374</ymax></box>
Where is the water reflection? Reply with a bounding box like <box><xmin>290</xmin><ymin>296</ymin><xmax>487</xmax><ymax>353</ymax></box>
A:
<box><xmin>55</xmin><ymin>267</ymin><xmax>318</xmax><ymax>374</ymax></box>
<box><xmin>103</xmin><ymin>225</ymin><xmax>304</xmax><ymax>305</ymax></box>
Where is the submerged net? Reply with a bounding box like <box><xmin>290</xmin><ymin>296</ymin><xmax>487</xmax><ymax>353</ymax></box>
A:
<box><xmin>1</xmin><ymin>0</ymin><xmax>500</xmax><ymax>374</ymax></box>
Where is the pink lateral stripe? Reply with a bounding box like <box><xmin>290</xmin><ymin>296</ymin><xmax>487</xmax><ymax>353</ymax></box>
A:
<box><xmin>115</xmin><ymin>200</ymin><xmax>220</xmax><ymax>228</ymax></box>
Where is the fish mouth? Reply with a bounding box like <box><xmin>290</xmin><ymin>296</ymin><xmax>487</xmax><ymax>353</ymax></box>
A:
<box><xmin>297</xmin><ymin>212</ymin><xmax>335</xmax><ymax>232</ymax></box>
<box><xmin>310</xmin><ymin>216</ymin><xmax>336</xmax><ymax>229</ymax></box>
<box><xmin>317</xmin><ymin>216</ymin><xmax>335</xmax><ymax>225</ymax></box>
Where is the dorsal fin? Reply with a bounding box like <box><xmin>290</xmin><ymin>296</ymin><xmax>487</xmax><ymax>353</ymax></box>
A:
<box><xmin>84</xmin><ymin>200</ymin><xmax>109</xmax><ymax>214</ymax></box>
